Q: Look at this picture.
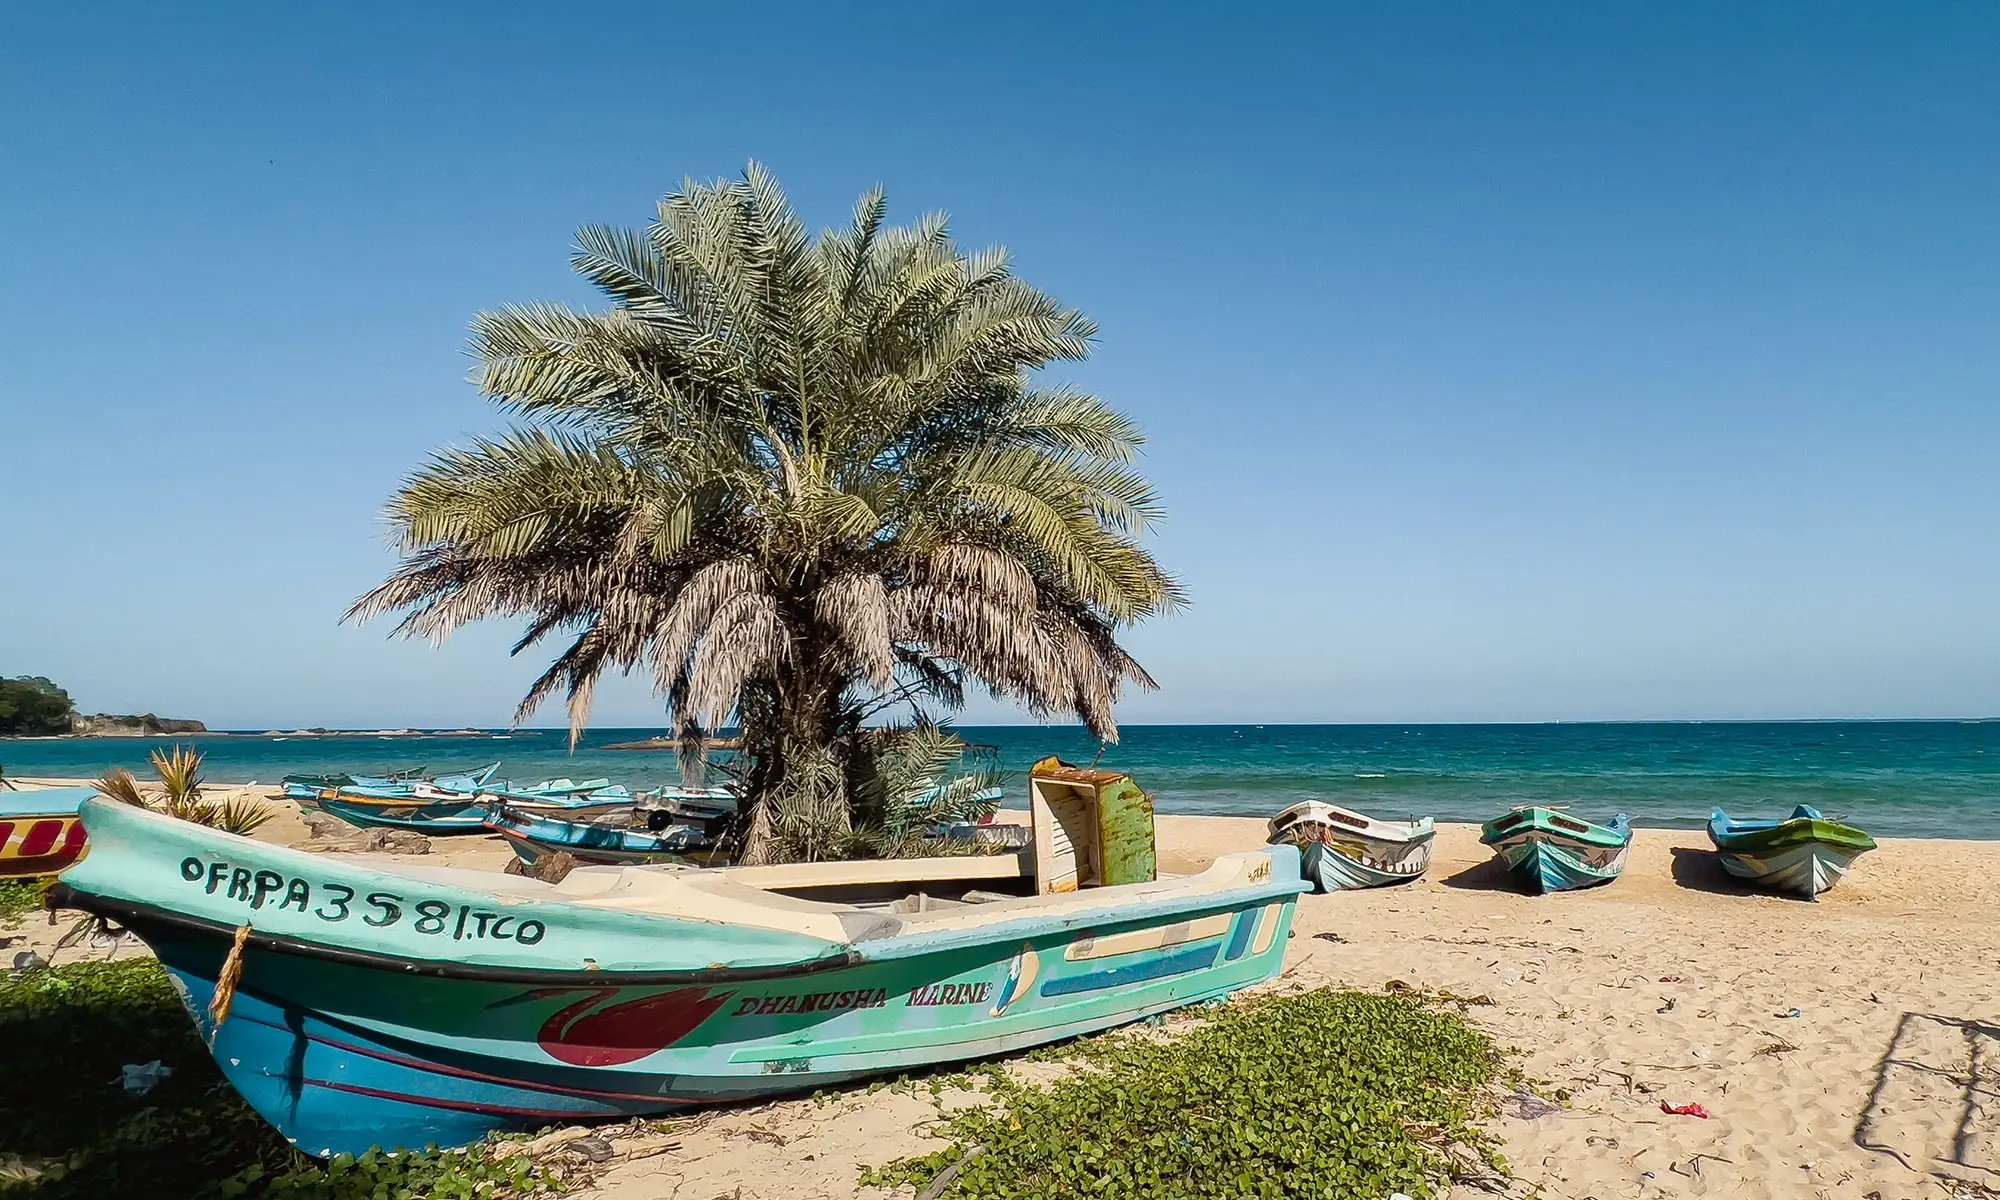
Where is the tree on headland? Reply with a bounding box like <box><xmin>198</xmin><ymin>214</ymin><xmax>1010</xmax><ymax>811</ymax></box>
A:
<box><xmin>0</xmin><ymin>676</ymin><xmax>74</xmax><ymax>736</ymax></box>
<box><xmin>350</xmin><ymin>165</ymin><xmax>1181</xmax><ymax>863</ymax></box>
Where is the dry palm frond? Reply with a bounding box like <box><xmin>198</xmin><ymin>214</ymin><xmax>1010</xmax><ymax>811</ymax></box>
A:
<box><xmin>94</xmin><ymin>768</ymin><xmax>148</xmax><ymax>808</ymax></box>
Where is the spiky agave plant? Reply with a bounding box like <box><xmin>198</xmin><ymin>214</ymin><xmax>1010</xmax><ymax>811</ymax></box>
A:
<box><xmin>95</xmin><ymin>746</ymin><xmax>272</xmax><ymax>836</ymax></box>
<box><xmin>350</xmin><ymin>164</ymin><xmax>1181</xmax><ymax>863</ymax></box>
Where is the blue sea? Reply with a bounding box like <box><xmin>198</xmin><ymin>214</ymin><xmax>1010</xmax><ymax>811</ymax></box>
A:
<box><xmin>3</xmin><ymin>721</ymin><xmax>1996</xmax><ymax>839</ymax></box>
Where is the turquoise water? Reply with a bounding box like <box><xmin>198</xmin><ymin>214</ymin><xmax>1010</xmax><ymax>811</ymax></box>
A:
<box><xmin>4</xmin><ymin>721</ymin><xmax>1996</xmax><ymax>839</ymax></box>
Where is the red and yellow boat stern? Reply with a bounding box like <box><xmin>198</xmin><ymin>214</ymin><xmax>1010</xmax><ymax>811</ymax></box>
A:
<box><xmin>0</xmin><ymin>786</ymin><xmax>96</xmax><ymax>879</ymax></box>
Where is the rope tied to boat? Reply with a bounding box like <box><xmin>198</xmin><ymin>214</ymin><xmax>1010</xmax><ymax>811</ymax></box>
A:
<box><xmin>207</xmin><ymin>924</ymin><xmax>252</xmax><ymax>1045</ymax></box>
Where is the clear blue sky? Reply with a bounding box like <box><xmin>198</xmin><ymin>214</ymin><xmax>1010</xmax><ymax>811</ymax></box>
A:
<box><xmin>4</xmin><ymin>3</ymin><xmax>1997</xmax><ymax>729</ymax></box>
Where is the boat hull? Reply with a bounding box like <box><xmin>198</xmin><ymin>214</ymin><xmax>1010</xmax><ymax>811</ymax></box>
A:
<box><xmin>310</xmin><ymin>794</ymin><xmax>634</xmax><ymax>837</ymax></box>
<box><xmin>132</xmin><ymin>906</ymin><xmax>1292</xmax><ymax>1157</ymax></box>
<box><xmin>0</xmin><ymin>787</ymin><xmax>95</xmax><ymax>879</ymax></box>
<box><xmin>484</xmin><ymin>806</ymin><xmax>709</xmax><ymax>866</ymax></box>
<box><xmin>1480</xmin><ymin>807</ymin><xmax>1631</xmax><ymax>894</ymax></box>
<box><xmin>1491</xmin><ymin>838</ymin><xmax>1628</xmax><ymax>893</ymax></box>
<box><xmin>1265</xmin><ymin>802</ymin><xmax>1435</xmax><ymax>892</ymax></box>
<box><xmin>1297</xmin><ymin>840</ymin><xmax>1432</xmax><ymax>891</ymax></box>
<box><xmin>311</xmin><ymin>796</ymin><xmax>492</xmax><ymax>835</ymax></box>
<box><xmin>57</xmin><ymin>798</ymin><xmax>1305</xmax><ymax>1158</ymax></box>
<box><xmin>1714</xmin><ymin>843</ymin><xmax>1865</xmax><ymax>898</ymax></box>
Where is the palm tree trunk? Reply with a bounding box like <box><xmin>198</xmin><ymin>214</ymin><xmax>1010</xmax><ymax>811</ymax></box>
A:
<box><xmin>735</xmin><ymin>672</ymin><xmax>851</xmax><ymax>865</ymax></box>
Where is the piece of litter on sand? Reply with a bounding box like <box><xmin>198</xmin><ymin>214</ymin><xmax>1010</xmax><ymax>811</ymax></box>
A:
<box><xmin>1499</xmin><ymin>1093</ymin><xmax>1562</xmax><ymax>1120</ymax></box>
<box><xmin>1776</xmin><ymin>1007</ymin><xmax>1802</xmax><ymax>1018</ymax></box>
<box><xmin>1659</xmin><ymin>1101</ymin><xmax>1710</xmax><ymax>1119</ymax></box>
<box><xmin>11</xmin><ymin>950</ymin><xmax>46</xmax><ymax>975</ymax></box>
<box><xmin>1658</xmin><ymin>975</ymin><xmax>1684</xmax><ymax>983</ymax></box>
<box><xmin>1657</xmin><ymin>998</ymin><xmax>1677</xmax><ymax>1013</ymax></box>
<box><xmin>563</xmin><ymin>1135</ymin><xmax>615</xmax><ymax>1163</ymax></box>
<box><xmin>121</xmin><ymin>1061</ymin><xmax>172</xmax><ymax>1097</ymax></box>
<box><xmin>1312</xmin><ymin>932</ymin><xmax>1347</xmax><ymax>944</ymax></box>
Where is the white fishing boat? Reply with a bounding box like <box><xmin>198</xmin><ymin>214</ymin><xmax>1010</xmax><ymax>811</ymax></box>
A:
<box><xmin>1266</xmin><ymin>801</ymin><xmax>1435</xmax><ymax>891</ymax></box>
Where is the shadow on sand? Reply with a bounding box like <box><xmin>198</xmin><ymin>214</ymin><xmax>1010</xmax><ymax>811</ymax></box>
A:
<box><xmin>1665</xmin><ymin>846</ymin><xmax>1781</xmax><ymax>899</ymax></box>
<box><xmin>1438</xmin><ymin>855</ymin><xmax>1529</xmax><ymax>893</ymax></box>
<box><xmin>1854</xmin><ymin>1011</ymin><xmax>2000</xmax><ymax>1186</ymax></box>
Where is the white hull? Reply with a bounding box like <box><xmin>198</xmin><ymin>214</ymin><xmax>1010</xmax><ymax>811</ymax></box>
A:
<box><xmin>1717</xmin><ymin>843</ymin><xmax>1865</xmax><ymax>899</ymax></box>
<box><xmin>1268</xmin><ymin>801</ymin><xmax>1435</xmax><ymax>891</ymax></box>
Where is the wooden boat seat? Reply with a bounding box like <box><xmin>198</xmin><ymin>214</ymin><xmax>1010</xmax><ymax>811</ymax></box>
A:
<box><xmin>520</xmin><ymin>850</ymin><xmax>1278</xmax><ymax>945</ymax></box>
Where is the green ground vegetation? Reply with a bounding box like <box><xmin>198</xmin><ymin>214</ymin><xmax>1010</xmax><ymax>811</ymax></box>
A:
<box><xmin>0</xmin><ymin>882</ymin><xmax>43</xmax><ymax>925</ymax></box>
<box><xmin>0</xmin><ymin>955</ymin><xmax>1505</xmax><ymax>1198</ymax></box>
<box><xmin>863</xmin><ymin>987</ymin><xmax>1504</xmax><ymax>1200</ymax></box>
<box><xmin>0</xmin><ymin>959</ymin><xmax>562</xmax><ymax>1198</ymax></box>
<box><xmin>0</xmin><ymin>678</ymin><xmax>72</xmax><ymax>738</ymax></box>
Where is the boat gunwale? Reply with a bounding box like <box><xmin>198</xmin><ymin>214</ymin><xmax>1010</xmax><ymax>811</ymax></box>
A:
<box><xmin>46</xmin><ymin>883</ymin><xmax>865</xmax><ymax>986</ymax></box>
<box><xmin>1707</xmin><ymin>810</ymin><xmax>1876</xmax><ymax>854</ymax></box>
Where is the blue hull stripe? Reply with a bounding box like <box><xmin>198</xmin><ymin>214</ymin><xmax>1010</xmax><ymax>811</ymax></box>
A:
<box><xmin>1039</xmin><ymin>944</ymin><xmax>1222</xmax><ymax>997</ymax></box>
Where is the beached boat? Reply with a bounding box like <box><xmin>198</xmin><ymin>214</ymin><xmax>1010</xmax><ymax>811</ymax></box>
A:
<box><xmin>282</xmin><ymin>764</ymin><xmax>501</xmax><ymax>805</ymax></box>
<box><xmin>1480</xmin><ymin>806</ymin><xmax>1630</xmax><ymax>894</ymax></box>
<box><xmin>1264</xmin><ymin>801</ymin><xmax>1435</xmax><ymax>891</ymax></box>
<box><xmin>636</xmin><ymin>786</ymin><xmax>740</xmax><ymax>832</ymax></box>
<box><xmin>1708</xmin><ymin>806</ymin><xmax>1876</xmax><ymax>899</ymax></box>
<box><xmin>482</xmin><ymin>803</ymin><xmax>712</xmax><ymax>866</ymax></box>
<box><xmin>0</xmin><ymin>785</ymin><xmax>95</xmax><ymax>878</ymax></box>
<box><xmin>295</xmin><ymin>770</ymin><xmax>635</xmax><ymax>836</ymax></box>
<box><xmin>53</xmin><ymin>758</ymin><xmax>1306</xmax><ymax>1157</ymax></box>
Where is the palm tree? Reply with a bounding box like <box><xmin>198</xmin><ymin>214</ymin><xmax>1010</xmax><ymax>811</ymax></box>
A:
<box><xmin>349</xmin><ymin>165</ymin><xmax>1182</xmax><ymax>863</ymax></box>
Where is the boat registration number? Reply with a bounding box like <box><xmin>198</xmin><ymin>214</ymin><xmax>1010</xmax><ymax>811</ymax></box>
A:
<box><xmin>175</xmin><ymin>856</ymin><xmax>547</xmax><ymax>945</ymax></box>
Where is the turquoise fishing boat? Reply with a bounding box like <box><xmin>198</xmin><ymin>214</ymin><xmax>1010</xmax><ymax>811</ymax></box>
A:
<box><xmin>296</xmin><ymin>771</ymin><xmax>634</xmax><ymax>836</ymax></box>
<box><xmin>1708</xmin><ymin>806</ymin><xmax>1876</xmax><ymax>899</ymax></box>
<box><xmin>481</xmin><ymin>803</ymin><xmax>712</xmax><ymax>866</ymax></box>
<box><xmin>54</xmin><ymin>759</ymin><xmax>1305</xmax><ymax>1158</ymax></box>
<box><xmin>282</xmin><ymin>764</ymin><xmax>501</xmax><ymax>806</ymax></box>
<box><xmin>1480</xmin><ymin>806</ymin><xmax>1631</xmax><ymax>893</ymax></box>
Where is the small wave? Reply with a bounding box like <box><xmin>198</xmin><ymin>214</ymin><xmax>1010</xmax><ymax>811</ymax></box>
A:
<box><xmin>1353</xmin><ymin>772</ymin><xmax>1387</xmax><ymax>778</ymax></box>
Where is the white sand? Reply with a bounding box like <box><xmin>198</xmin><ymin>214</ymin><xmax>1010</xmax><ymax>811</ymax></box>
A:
<box><xmin>8</xmin><ymin>786</ymin><xmax>1995</xmax><ymax>1198</ymax></box>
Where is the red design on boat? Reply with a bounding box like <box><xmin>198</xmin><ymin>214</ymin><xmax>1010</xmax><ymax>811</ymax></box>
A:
<box><xmin>536</xmin><ymin>987</ymin><xmax>735</xmax><ymax>1067</ymax></box>
<box><xmin>0</xmin><ymin>817</ymin><xmax>87</xmax><ymax>879</ymax></box>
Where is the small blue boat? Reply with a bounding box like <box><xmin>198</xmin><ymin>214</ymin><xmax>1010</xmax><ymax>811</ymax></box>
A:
<box><xmin>295</xmin><ymin>769</ymin><xmax>635</xmax><ymax>836</ymax></box>
<box><xmin>482</xmin><ymin>803</ymin><xmax>712</xmax><ymax>865</ymax></box>
<box><xmin>282</xmin><ymin>764</ymin><xmax>501</xmax><ymax>806</ymax></box>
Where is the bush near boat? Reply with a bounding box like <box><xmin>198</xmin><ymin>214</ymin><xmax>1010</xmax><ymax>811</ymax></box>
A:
<box><xmin>0</xmin><ymin>959</ymin><xmax>562</xmax><ymax>1198</ymax></box>
<box><xmin>864</xmin><ymin>987</ymin><xmax>1504</xmax><ymax>1200</ymax></box>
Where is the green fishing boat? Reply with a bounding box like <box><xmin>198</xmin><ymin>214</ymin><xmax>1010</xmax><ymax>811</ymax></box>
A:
<box><xmin>1708</xmin><ymin>806</ymin><xmax>1875</xmax><ymax>899</ymax></box>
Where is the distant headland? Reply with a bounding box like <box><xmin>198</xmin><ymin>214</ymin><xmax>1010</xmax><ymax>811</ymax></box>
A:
<box><xmin>0</xmin><ymin>675</ymin><xmax>552</xmax><ymax>741</ymax></box>
<box><xmin>67</xmin><ymin>713</ymin><xmax>209</xmax><ymax>737</ymax></box>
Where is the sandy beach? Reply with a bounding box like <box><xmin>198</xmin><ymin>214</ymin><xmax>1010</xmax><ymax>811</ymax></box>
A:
<box><xmin>6</xmin><ymin>782</ymin><xmax>1996</xmax><ymax>1199</ymax></box>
